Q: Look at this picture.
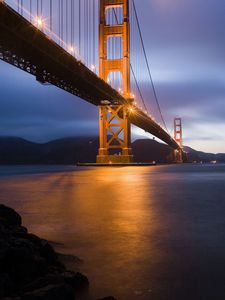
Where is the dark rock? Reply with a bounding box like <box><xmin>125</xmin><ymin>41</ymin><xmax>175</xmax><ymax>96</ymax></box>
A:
<box><xmin>0</xmin><ymin>273</ymin><xmax>12</xmax><ymax>298</ymax></box>
<box><xmin>57</xmin><ymin>253</ymin><xmax>83</xmax><ymax>265</ymax></box>
<box><xmin>2</xmin><ymin>298</ymin><xmax>21</xmax><ymax>300</ymax></box>
<box><xmin>63</xmin><ymin>271</ymin><xmax>89</xmax><ymax>294</ymax></box>
<box><xmin>13</xmin><ymin>233</ymin><xmax>42</xmax><ymax>248</ymax></box>
<box><xmin>15</xmin><ymin>226</ymin><xmax>28</xmax><ymax>234</ymax></box>
<box><xmin>0</xmin><ymin>205</ymin><xmax>116</xmax><ymax>300</ymax></box>
<box><xmin>97</xmin><ymin>297</ymin><xmax>117</xmax><ymax>300</ymax></box>
<box><xmin>40</xmin><ymin>242</ymin><xmax>58</xmax><ymax>265</ymax></box>
<box><xmin>21</xmin><ymin>284</ymin><xmax>74</xmax><ymax>300</ymax></box>
<box><xmin>23</xmin><ymin>274</ymin><xmax>64</xmax><ymax>293</ymax></box>
<box><xmin>0</xmin><ymin>205</ymin><xmax>22</xmax><ymax>227</ymax></box>
<box><xmin>2</xmin><ymin>240</ymin><xmax>47</xmax><ymax>287</ymax></box>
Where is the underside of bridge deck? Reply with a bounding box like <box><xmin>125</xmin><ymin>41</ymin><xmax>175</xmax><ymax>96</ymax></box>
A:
<box><xmin>0</xmin><ymin>2</ymin><xmax>182</xmax><ymax>156</ymax></box>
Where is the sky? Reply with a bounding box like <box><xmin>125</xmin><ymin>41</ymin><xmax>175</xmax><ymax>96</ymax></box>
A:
<box><xmin>0</xmin><ymin>0</ymin><xmax>225</xmax><ymax>153</ymax></box>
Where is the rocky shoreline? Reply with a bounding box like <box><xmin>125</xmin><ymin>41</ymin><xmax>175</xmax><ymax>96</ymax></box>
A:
<box><xmin>0</xmin><ymin>204</ymin><xmax>116</xmax><ymax>300</ymax></box>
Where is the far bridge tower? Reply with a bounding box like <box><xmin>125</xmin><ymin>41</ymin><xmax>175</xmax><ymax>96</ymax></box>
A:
<box><xmin>174</xmin><ymin>117</ymin><xmax>183</xmax><ymax>163</ymax></box>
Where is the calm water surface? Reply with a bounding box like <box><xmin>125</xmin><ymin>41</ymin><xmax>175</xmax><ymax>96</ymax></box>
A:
<box><xmin>0</xmin><ymin>164</ymin><xmax>225</xmax><ymax>300</ymax></box>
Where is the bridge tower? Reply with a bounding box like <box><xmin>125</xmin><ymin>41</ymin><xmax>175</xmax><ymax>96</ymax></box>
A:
<box><xmin>97</xmin><ymin>0</ymin><xmax>134</xmax><ymax>163</ymax></box>
<box><xmin>174</xmin><ymin>117</ymin><xmax>183</xmax><ymax>163</ymax></box>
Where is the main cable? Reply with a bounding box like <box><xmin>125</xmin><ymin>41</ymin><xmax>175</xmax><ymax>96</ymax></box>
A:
<box><xmin>131</xmin><ymin>0</ymin><xmax>168</xmax><ymax>132</ymax></box>
<box><xmin>112</xmin><ymin>7</ymin><xmax>148</xmax><ymax>113</ymax></box>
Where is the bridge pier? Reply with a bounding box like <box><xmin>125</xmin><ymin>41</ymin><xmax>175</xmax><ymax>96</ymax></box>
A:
<box><xmin>173</xmin><ymin>149</ymin><xmax>183</xmax><ymax>163</ymax></box>
<box><xmin>97</xmin><ymin>105</ymin><xmax>133</xmax><ymax>163</ymax></box>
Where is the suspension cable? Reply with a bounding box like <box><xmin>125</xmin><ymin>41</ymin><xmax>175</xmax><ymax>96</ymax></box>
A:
<box><xmin>131</xmin><ymin>0</ymin><xmax>168</xmax><ymax>132</ymax></box>
<box><xmin>112</xmin><ymin>8</ymin><xmax>148</xmax><ymax>112</ymax></box>
<box><xmin>130</xmin><ymin>65</ymin><xmax>148</xmax><ymax>111</ymax></box>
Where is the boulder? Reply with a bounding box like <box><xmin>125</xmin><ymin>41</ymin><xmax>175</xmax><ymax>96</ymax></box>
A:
<box><xmin>63</xmin><ymin>271</ymin><xmax>89</xmax><ymax>294</ymax></box>
<box><xmin>0</xmin><ymin>273</ymin><xmax>12</xmax><ymax>298</ymax></box>
<box><xmin>97</xmin><ymin>297</ymin><xmax>117</xmax><ymax>300</ymax></box>
<box><xmin>23</xmin><ymin>274</ymin><xmax>64</xmax><ymax>293</ymax></box>
<box><xmin>2</xmin><ymin>242</ymin><xmax>47</xmax><ymax>287</ymax></box>
<box><xmin>40</xmin><ymin>242</ymin><xmax>58</xmax><ymax>265</ymax></box>
<box><xmin>0</xmin><ymin>205</ymin><xmax>115</xmax><ymax>300</ymax></box>
<box><xmin>21</xmin><ymin>284</ymin><xmax>74</xmax><ymax>300</ymax></box>
<box><xmin>0</xmin><ymin>205</ymin><xmax>22</xmax><ymax>227</ymax></box>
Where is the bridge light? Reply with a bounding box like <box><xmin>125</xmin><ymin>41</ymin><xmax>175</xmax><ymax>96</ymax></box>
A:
<box><xmin>68</xmin><ymin>46</ymin><xmax>75</xmax><ymax>54</ymax></box>
<box><xmin>129</xmin><ymin>106</ymin><xmax>134</xmax><ymax>113</ymax></box>
<box><xmin>90</xmin><ymin>64</ymin><xmax>96</xmax><ymax>72</ymax></box>
<box><xmin>35</xmin><ymin>17</ymin><xmax>45</xmax><ymax>29</ymax></box>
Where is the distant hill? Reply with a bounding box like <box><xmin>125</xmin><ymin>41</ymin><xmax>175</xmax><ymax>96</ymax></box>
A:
<box><xmin>132</xmin><ymin>139</ymin><xmax>173</xmax><ymax>163</ymax></box>
<box><xmin>0</xmin><ymin>136</ymin><xmax>224</xmax><ymax>164</ymax></box>
<box><xmin>0</xmin><ymin>136</ymin><xmax>99</xmax><ymax>164</ymax></box>
<box><xmin>183</xmin><ymin>146</ymin><xmax>225</xmax><ymax>163</ymax></box>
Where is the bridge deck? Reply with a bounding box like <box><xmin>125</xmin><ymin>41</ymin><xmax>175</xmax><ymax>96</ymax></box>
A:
<box><xmin>0</xmin><ymin>2</ymin><xmax>179</xmax><ymax>150</ymax></box>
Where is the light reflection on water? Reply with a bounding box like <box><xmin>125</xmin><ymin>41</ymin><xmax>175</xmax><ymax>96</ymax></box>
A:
<box><xmin>0</xmin><ymin>164</ymin><xmax>225</xmax><ymax>300</ymax></box>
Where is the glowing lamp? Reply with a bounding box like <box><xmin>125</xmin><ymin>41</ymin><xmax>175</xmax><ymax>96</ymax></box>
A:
<box><xmin>68</xmin><ymin>46</ymin><xmax>75</xmax><ymax>54</ymax></box>
<box><xmin>35</xmin><ymin>17</ymin><xmax>45</xmax><ymax>29</ymax></box>
<box><xmin>129</xmin><ymin>107</ymin><xmax>134</xmax><ymax>112</ymax></box>
<box><xmin>90</xmin><ymin>64</ymin><xmax>96</xmax><ymax>71</ymax></box>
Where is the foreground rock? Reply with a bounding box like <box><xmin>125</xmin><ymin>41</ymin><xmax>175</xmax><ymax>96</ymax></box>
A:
<box><xmin>0</xmin><ymin>205</ymin><xmax>94</xmax><ymax>300</ymax></box>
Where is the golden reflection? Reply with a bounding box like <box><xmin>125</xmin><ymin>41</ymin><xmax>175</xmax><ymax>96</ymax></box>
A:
<box><xmin>0</xmin><ymin>166</ymin><xmax>161</xmax><ymax>299</ymax></box>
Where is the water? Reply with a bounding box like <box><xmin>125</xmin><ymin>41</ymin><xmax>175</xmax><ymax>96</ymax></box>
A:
<box><xmin>0</xmin><ymin>164</ymin><xmax>225</xmax><ymax>300</ymax></box>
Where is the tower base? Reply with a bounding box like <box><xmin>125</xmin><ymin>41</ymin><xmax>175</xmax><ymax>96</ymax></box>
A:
<box><xmin>173</xmin><ymin>149</ymin><xmax>183</xmax><ymax>163</ymax></box>
<box><xmin>96</xmin><ymin>155</ymin><xmax>134</xmax><ymax>164</ymax></box>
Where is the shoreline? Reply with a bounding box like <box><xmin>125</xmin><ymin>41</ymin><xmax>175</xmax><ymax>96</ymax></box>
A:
<box><xmin>0</xmin><ymin>204</ymin><xmax>116</xmax><ymax>300</ymax></box>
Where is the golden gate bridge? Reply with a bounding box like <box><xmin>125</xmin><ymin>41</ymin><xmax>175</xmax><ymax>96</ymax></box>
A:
<box><xmin>0</xmin><ymin>0</ymin><xmax>184</xmax><ymax>164</ymax></box>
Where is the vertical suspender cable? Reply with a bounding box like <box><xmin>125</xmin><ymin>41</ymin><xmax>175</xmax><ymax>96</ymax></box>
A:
<box><xmin>79</xmin><ymin>0</ymin><xmax>81</xmax><ymax>55</ymax></box>
<box><xmin>50</xmin><ymin>0</ymin><xmax>52</xmax><ymax>32</ymax></box>
<box><xmin>30</xmin><ymin>0</ymin><xmax>32</xmax><ymax>21</ymax></box>
<box><xmin>61</xmin><ymin>0</ymin><xmax>63</xmax><ymax>43</ymax></box>
<box><xmin>71</xmin><ymin>0</ymin><xmax>72</xmax><ymax>47</ymax></box>
<box><xmin>87</xmin><ymin>0</ymin><xmax>89</xmax><ymax>65</ymax></box>
<box><xmin>59</xmin><ymin>0</ymin><xmax>61</xmax><ymax>44</ymax></box>
<box><xmin>93</xmin><ymin>0</ymin><xmax>95</xmax><ymax>67</ymax></box>
<box><xmin>72</xmin><ymin>0</ymin><xmax>74</xmax><ymax>50</ymax></box>
<box><xmin>131</xmin><ymin>0</ymin><xmax>168</xmax><ymax>131</ymax></box>
<box><xmin>66</xmin><ymin>0</ymin><xmax>68</xmax><ymax>45</ymax></box>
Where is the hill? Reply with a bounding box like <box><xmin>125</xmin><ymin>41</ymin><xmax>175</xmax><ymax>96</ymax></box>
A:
<box><xmin>0</xmin><ymin>136</ymin><xmax>224</xmax><ymax>164</ymax></box>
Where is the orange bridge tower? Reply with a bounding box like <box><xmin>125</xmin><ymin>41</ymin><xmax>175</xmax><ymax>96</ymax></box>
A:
<box><xmin>97</xmin><ymin>0</ymin><xmax>134</xmax><ymax>164</ymax></box>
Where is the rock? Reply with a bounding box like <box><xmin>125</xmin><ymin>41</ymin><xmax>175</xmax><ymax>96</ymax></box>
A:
<box><xmin>40</xmin><ymin>242</ymin><xmax>58</xmax><ymax>265</ymax></box>
<box><xmin>23</xmin><ymin>274</ymin><xmax>64</xmax><ymax>293</ymax></box>
<box><xmin>0</xmin><ymin>205</ymin><xmax>116</xmax><ymax>300</ymax></box>
<box><xmin>13</xmin><ymin>233</ymin><xmax>41</xmax><ymax>247</ymax></box>
<box><xmin>2</xmin><ymin>239</ymin><xmax>47</xmax><ymax>288</ymax></box>
<box><xmin>97</xmin><ymin>297</ymin><xmax>117</xmax><ymax>300</ymax></box>
<box><xmin>57</xmin><ymin>253</ymin><xmax>83</xmax><ymax>266</ymax></box>
<box><xmin>0</xmin><ymin>273</ymin><xmax>12</xmax><ymax>298</ymax></box>
<box><xmin>63</xmin><ymin>271</ymin><xmax>89</xmax><ymax>294</ymax></box>
<box><xmin>0</xmin><ymin>205</ymin><xmax>22</xmax><ymax>227</ymax></box>
<box><xmin>21</xmin><ymin>284</ymin><xmax>74</xmax><ymax>300</ymax></box>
